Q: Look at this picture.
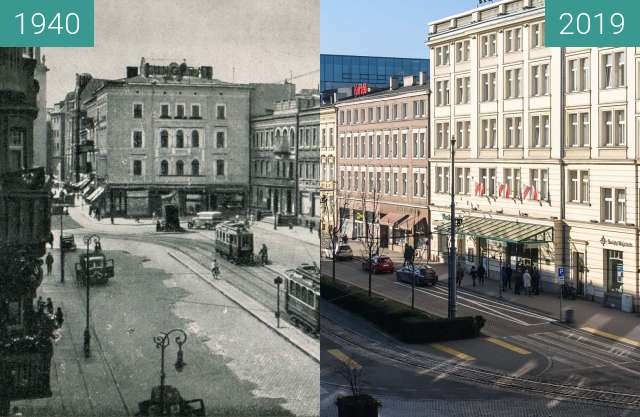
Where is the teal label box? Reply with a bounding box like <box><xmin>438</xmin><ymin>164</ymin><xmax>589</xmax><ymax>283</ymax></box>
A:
<box><xmin>0</xmin><ymin>0</ymin><xmax>94</xmax><ymax>47</ymax></box>
<box><xmin>546</xmin><ymin>0</ymin><xmax>639</xmax><ymax>47</ymax></box>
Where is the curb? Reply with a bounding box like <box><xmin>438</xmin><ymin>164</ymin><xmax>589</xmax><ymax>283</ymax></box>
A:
<box><xmin>167</xmin><ymin>251</ymin><xmax>320</xmax><ymax>363</ymax></box>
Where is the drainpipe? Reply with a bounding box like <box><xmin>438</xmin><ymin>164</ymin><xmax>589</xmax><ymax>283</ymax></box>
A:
<box><xmin>559</xmin><ymin>47</ymin><xmax>567</xmax><ymax>289</ymax></box>
<box><xmin>426</xmin><ymin>87</ymin><xmax>432</xmax><ymax>261</ymax></box>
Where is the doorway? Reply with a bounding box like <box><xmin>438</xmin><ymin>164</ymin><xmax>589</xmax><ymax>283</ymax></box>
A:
<box><xmin>573</xmin><ymin>251</ymin><xmax>585</xmax><ymax>296</ymax></box>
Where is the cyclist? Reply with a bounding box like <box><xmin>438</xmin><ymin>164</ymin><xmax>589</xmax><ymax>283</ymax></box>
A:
<box><xmin>210</xmin><ymin>259</ymin><xmax>220</xmax><ymax>279</ymax></box>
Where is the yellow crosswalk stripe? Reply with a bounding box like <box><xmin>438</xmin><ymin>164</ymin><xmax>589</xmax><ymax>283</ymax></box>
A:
<box><xmin>430</xmin><ymin>343</ymin><xmax>475</xmax><ymax>361</ymax></box>
<box><xmin>581</xmin><ymin>327</ymin><xmax>640</xmax><ymax>348</ymax></box>
<box><xmin>485</xmin><ymin>337</ymin><xmax>531</xmax><ymax>355</ymax></box>
<box><xmin>327</xmin><ymin>349</ymin><xmax>362</xmax><ymax>369</ymax></box>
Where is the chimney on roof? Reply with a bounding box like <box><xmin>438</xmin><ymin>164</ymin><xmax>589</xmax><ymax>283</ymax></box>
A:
<box><xmin>126</xmin><ymin>66</ymin><xmax>139</xmax><ymax>78</ymax></box>
<box><xmin>403</xmin><ymin>75</ymin><xmax>416</xmax><ymax>87</ymax></box>
<box><xmin>389</xmin><ymin>76</ymin><xmax>400</xmax><ymax>90</ymax></box>
<box><xmin>200</xmin><ymin>66</ymin><xmax>213</xmax><ymax>80</ymax></box>
<box><xmin>418</xmin><ymin>71</ymin><xmax>427</xmax><ymax>86</ymax></box>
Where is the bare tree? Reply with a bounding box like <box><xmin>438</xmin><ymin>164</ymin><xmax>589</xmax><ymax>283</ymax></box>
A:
<box><xmin>336</xmin><ymin>359</ymin><xmax>364</xmax><ymax>397</ymax></box>
<box><xmin>321</xmin><ymin>184</ymin><xmax>350</xmax><ymax>282</ymax></box>
<box><xmin>360</xmin><ymin>185</ymin><xmax>380</xmax><ymax>298</ymax></box>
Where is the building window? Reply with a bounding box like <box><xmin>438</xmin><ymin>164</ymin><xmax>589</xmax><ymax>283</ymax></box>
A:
<box><xmin>392</xmin><ymin>134</ymin><xmax>399</xmax><ymax>158</ymax></box>
<box><xmin>456</xmin><ymin>76</ymin><xmax>470</xmax><ymax>104</ymax></box>
<box><xmin>216</xmin><ymin>105</ymin><xmax>226</xmax><ymax>120</ymax></box>
<box><xmin>601</xmin><ymin>109</ymin><xmax>625</xmax><ymax>146</ymax></box>
<box><xmin>160</xmin><ymin>160</ymin><xmax>169</xmax><ymax>176</ymax></box>
<box><xmin>176</xmin><ymin>104</ymin><xmax>185</xmax><ymax>119</ymax></box>
<box><xmin>133</xmin><ymin>160</ymin><xmax>143</xmax><ymax>176</ymax></box>
<box><xmin>504</xmin><ymin>116</ymin><xmax>522</xmax><ymax>148</ymax></box>
<box><xmin>436</xmin><ymin>80</ymin><xmax>450</xmax><ymax>106</ymax></box>
<box><xmin>191</xmin><ymin>160</ymin><xmax>200</xmax><ymax>176</ymax></box>
<box><xmin>568</xmin><ymin>170</ymin><xmax>589</xmax><ymax>203</ymax></box>
<box><xmin>502</xmin><ymin>168</ymin><xmax>521</xmax><ymax>199</ymax></box>
<box><xmin>455</xmin><ymin>167</ymin><xmax>471</xmax><ymax>195</ymax></box>
<box><xmin>504</xmin><ymin>28</ymin><xmax>522</xmax><ymax>53</ymax></box>
<box><xmin>568</xmin><ymin>58</ymin><xmax>589</xmax><ymax>92</ymax></box>
<box><xmin>133</xmin><ymin>103</ymin><xmax>143</xmax><ymax>119</ymax></box>
<box><xmin>529</xmin><ymin>169</ymin><xmax>549</xmax><ymax>200</ymax></box>
<box><xmin>602</xmin><ymin>52</ymin><xmax>625</xmax><ymax>89</ymax></box>
<box><xmin>216</xmin><ymin>131</ymin><xmax>225</xmax><ymax>148</ymax></box>
<box><xmin>402</xmin><ymin>102</ymin><xmax>408</xmax><ymax>119</ymax></box>
<box><xmin>481</xmin><ymin>33</ymin><xmax>497</xmax><ymax>57</ymax></box>
<box><xmin>176</xmin><ymin>160</ymin><xmax>184</xmax><ymax>176</ymax></box>
<box><xmin>481</xmin><ymin>72</ymin><xmax>496</xmax><ymax>102</ymax></box>
<box><xmin>402</xmin><ymin>173</ymin><xmax>407</xmax><ymax>195</ymax></box>
<box><xmin>376</xmin><ymin>107</ymin><xmax>382</xmax><ymax>121</ymax></box>
<box><xmin>605</xmin><ymin>250</ymin><xmax>624</xmax><ymax>293</ymax></box>
<box><xmin>455</xmin><ymin>40</ymin><xmax>470</xmax><ymax>62</ymax></box>
<box><xmin>191</xmin><ymin>104</ymin><xmax>201</xmax><ymax>119</ymax></box>
<box><xmin>531</xmin><ymin>63</ymin><xmax>550</xmax><ymax>96</ymax></box>
<box><xmin>455</xmin><ymin>121</ymin><xmax>470</xmax><ymax>149</ymax></box>
<box><xmin>480</xmin><ymin>118</ymin><xmax>497</xmax><ymax>149</ymax></box>
<box><xmin>132</xmin><ymin>131</ymin><xmax>143</xmax><ymax>148</ymax></box>
<box><xmin>216</xmin><ymin>160</ymin><xmax>225</xmax><ymax>177</ymax></box>
<box><xmin>368</xmin><ymin>135</ymin><xmax>373</xmax><ymax>158</ymax></box>
<box><xmin>601</xmin><ymin>188</ymin><xmax>626</xmax><ymax>223</ymax></box>
<box><xmin>8</xmin><ymin>128</ymin><xmax>25</xmax><ymax>171</ymax></box>
<box><xmin>436</xmin><ymin>122</ymin><xmax>450</xmax><ymax>150</ymax></box>
<box><xmin>176</xmin><ymin>130</ymin><xmax>184</xmax><ymax>148</ymax></box>
<box><xmin>384</xmin><ymin>172</ymin><xmax>390</xmax><ymax>194</ymax></box>
<box><xmin>401</xmin><ymin>133</ymin><xmax>407</xmax><ymax>158</ymax></box>
<box><xmin>376</xmin><ymin>135</ymin><xmax>381</xmax><ymax>158</ymax></box>
<box><xmin>479</xmin><ymin>168</ymin><xmax>497</xmax><ymax>197</ymax></box>
<box><xmin>436</xmin><ymin>167</ymin><xmax>450</xmax><ymax>193</ymax></box>
<box><xmin>531</xmin><ymin>114</ymin><xmax>550</xmax><ymax>148</ymax></box>
<box><xmin>436</xmin><ymin>45</ymin><xmax>450</xmax><ymax>66</ymax></box>
<box><xmin>191</xmin><ymin>130</ymin><xmax>200</xmax><ymax>148</ymax></box>
<box><xmin>504</xmin><ymin>68</ymin><xmax>521</xmax><ymax>99</ymax></box>
<box><xmin>567</xmin><ymin>112</ymin><xmax>590</xmax><ymax>147</ymax></box>
<box><xmin>160</xmin><ymin>130</ymin><xmax>169</xmax><ymax>148</ymax></box>
<box><xmin>531</xmin><ymin>22</ymin><xmax>544</xmax><ymax>48</ymax></box>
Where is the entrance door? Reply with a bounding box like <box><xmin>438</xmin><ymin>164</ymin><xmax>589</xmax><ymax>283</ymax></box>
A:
<box><xmin>273</xmin><ymin>190</ymin><xmax>279</xmax><ymax>213</ymax></box>
<box><xmin>286</xmin><ymin>190</ymin><xmax>292</xmax><ymax>213</ymax></box>
<box><xmin>574</xmin><ymin>252</ymin><xmax>585</xmax><ymax>296</ymax></box>
<box><xmin>380</xmin><ymin>225</ymin><xmax>389</xmax><ymax>248</ymax></box>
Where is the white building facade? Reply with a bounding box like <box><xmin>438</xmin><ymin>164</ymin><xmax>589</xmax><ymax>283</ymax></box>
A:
<box><xmin>428</xmin><ymin>0</ymin><xmax>639</xmax><ymax>311</ymax></box>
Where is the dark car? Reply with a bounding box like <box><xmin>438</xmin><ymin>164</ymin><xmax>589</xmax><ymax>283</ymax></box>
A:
<box><xmin>395</xmin><ymin>265</ymin><xmax>438</xmax><ymax>286</ymax></box>
<box><xmin>60</xmin><ymin>234</ymin><xmax>76</xmax><ymax>251</ymax></box>
<box><xmin>361</xmin><ymin>255</ymin><xmax>395</xmax><ymax>274</ymax></box>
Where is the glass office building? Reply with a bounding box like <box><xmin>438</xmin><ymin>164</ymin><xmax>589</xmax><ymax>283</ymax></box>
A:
<box><xmin>320</xmin><ymin>54</ymin><xmax>429</xmax><ymax>92</ymax></box>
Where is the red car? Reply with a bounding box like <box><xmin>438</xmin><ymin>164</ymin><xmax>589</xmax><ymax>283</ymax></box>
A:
<box><xmin>361</xmin><ymin>256</ymin><xmax>395</xmax><ymax>274</ymax></box>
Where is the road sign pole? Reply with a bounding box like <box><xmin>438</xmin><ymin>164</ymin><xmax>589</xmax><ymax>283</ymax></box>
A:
<box><xmin>558</xmin><ymin>266</ymin><xmax>565</xmax><ymax>322</ymax></box>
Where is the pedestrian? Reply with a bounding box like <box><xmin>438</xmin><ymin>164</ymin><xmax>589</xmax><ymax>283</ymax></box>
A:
<box><xmin>89</xmin><ymin>206</ymin><xmax>93</xmax><ymax>217</ymax></box>
<box><xmin>403</xmin><ymin>244</ymin><xmax>411</xmax><ymax>267</ymax></box>
<box><xmin>309</xmin><ymin>220</ymin><xmax>314</xmax><ymax>233</ymax></box>
<box><xmin>506</xmin><ymin>264</ymin><xmax>513</xmax><ymax>290</ymax></box>
<box><xmin>37</xmin><ymin>296</ymin><xmax>44</xmax><ymax>314</ymax></box>
<box><xmin>210</xmin><ymin>259</ymin><xmax>220</xmax><ymax>279</ymax></box>
<box><xmin>477</xmin><ymin>262</ymin><xmax>486</xmax><ymax>286</ymax></box>
<box><xmin>96</xmin><ymin>207</ymin><xmax>101</xmax><ymax>221</ymax></box>
<box><xmin>55</xmin><ymin>307</ymin><xmax>64</xmax><ymax>328</ymax></box>
<box><xmin>514</xmin><ymin>267</ymin><xmax>523</xmax><ymax>295</ymax></box>
<box><xmin>156</xmin><ymin>220</ymin><xmax>162</xmax><ymax>232</ymax></box>
<box><xmin>456</xmin><ymin>264</ymin><xmax>464</xmax><ymax>287</ymax></box>
<box><xmin>501</xmin><ymin>266</ymin><xmax>509</xmax><ymax>291</ymax></box>
<box><xmin>470</xmin><ymin>265</ymin><xmax>477</xmax><ymax>287</ymax></box>
<box><xmin>46</xmin><ymin>297</ymin><xmax>54</xmax><ymax>315</ymax></box>
<box><xmin>531</xmin><ymin>266</ymin><xmax>540</xmax><ymax>295</ymax></box>
<box><xmin>259</xmin><ymin>244</ymin><xmax>268</xmax><ymax>265</ymax></box>
<box><xmin>523</xmin><ymin>268</ymin><xmax>532</xmax><ymax>296</ymax></box>
<box><xmin>45</xmin><ymin>252</ymin><xmax>54</xmax><ymax>275</ymax></box>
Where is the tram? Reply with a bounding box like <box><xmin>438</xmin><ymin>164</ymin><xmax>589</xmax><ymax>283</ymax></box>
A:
<box><xmin>284</xmin><ymin>263</ymin><xmax>320</xmax><ymax>336</ymax></box>
<box><xmin>213</xmin><ymin>221</ymin><xmax>254</xmax><ymax>264</ymax></box>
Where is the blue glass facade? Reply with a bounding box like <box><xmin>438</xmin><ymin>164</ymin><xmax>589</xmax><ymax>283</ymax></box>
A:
<box><xmin>320</xmin><ymin>54</ymin><xmax>429</xmax><ymax>92</ymax></box>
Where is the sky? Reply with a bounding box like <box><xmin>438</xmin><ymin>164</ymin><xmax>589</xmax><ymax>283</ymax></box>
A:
<box><xmin>44</xmin><ymin>0</ymin><xmax>319</xmax><ymax>105</ymax></box>
<box><xmin>321</xmin><ymin>0</ymin><xmax>479</xmax><ymax>58</ymax></box>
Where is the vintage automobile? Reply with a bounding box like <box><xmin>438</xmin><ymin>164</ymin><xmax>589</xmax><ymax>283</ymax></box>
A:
<box><xmin>395</xmin><ymin>265</ymin><xmax>438</xmax><ymax>286</ymax></box>
<box><xmin>74</xmin><ymin>252</ymin><xmax>115</xmax><ymax>285</ymax></box>
<box><xmin>187</xmin><ymin>211</ymin><xmax>223</xmax><ymax>230</ymax></box>
<box><xmin>361</xmin><ymin>255</ymin><xmax>395</xmax><ymax>274</ymax></box>
<box><xmin>60</xmin><ymin>234</ymin><xmax>77</xmax><ymax>251</ymax></box>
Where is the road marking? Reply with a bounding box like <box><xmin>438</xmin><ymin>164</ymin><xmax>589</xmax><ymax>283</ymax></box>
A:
<box><xmin>430</xmin><ymin>343</ymin><xmax>475</xmax><ymax>361</ymax></box>
<box><xmin>327</xmin><ymin>349</ymin><xmax>362</xmax><ymax>369</ymax></box>
<box><xmin>485</xmin><ymin>337</ymin><xmax>531</xmax><ymax>355</ymax></box>
<box><xmin>581</xmin><ymin>327</ymin><xmax>640</xmax><ymax>348</ymax></box>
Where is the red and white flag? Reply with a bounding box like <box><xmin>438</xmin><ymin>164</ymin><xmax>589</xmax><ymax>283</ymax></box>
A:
<box><xmin>533</xmin><ymin>187</ymin><xmax>540</xmax><ymax>201</ymax></box>
<box><xmin>498</xmin><ymin>183</ymin><xmax>505</xmax><ymax>197</ymax></box>
<box><xmin>475</xmin><ymin>182</ymin><xmax>485</xmax><ymax>196</ymax></box>
<box><xmin>505</xmin><ymin>184</ymin><xmax>511</xmax><ymax>199</ymax></box>
<box><xmin>523</xmin><ymin>185</ymin><xmax>532</xmax><ymax>200</ymax></box>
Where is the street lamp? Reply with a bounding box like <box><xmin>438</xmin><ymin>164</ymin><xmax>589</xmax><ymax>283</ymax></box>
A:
<box><xmin>274</xmin><ymin>276</ymin><xmax>283</xmax><ymax>328</ymax></box>
<box><xmin>448</xmin><ymin>136</ymin><xmax>457</xmax><ymax>320</ymax></box>
<box><xmin>83</xmin><ymin>234</ymin><xmax>100</xmax><ymax>358</ymax></box>
<box><xmin>153</xmin><ymin>329</ymin><xmax>188</xmax><ymax>416</ymax></box>
<box><xmin>54</xmin><ymin>204</ymin><xmax>69</xmax><ymax>284</ymax></box>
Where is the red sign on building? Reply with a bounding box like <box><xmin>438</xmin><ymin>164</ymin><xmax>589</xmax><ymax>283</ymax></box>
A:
<box><xmin>353</xmin><ymin>83</ymin><xmax>369</xmax><ymax>97</ymax></box>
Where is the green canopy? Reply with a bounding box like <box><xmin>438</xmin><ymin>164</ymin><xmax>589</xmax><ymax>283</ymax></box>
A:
<box><xmin>436</xmin><ymin>216</ymin><xmax>553</xmax><ymax>244</ymax></box>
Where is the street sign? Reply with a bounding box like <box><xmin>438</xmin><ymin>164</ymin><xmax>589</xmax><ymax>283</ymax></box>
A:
<box><xmin>558</xmin><ymin>267</ymin><xmax>565</xmax><ymax>284</ymax></box>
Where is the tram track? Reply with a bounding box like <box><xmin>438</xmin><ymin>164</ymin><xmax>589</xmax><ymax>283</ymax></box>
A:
<box><xmin>321</xmin><ymin>315</ymin><xmax>640</xmax><ymax>410</ymax></box>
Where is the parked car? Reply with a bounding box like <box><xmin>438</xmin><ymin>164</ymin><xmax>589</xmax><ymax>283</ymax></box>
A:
<box><xmin>334</xmin><ymin>244</ymin><xmax>353</xmax><ymax>261</ymax></box>
<box><xmin>395</xmin><ymin>265</ymin><xmax>438</xmax><ymax>286</ymax></box>
<box><xmin>361</xmin><ymin>255</ymin><xmax>395</xmax><ymax>274</ymax></box>
<box><xmin>187</xmin><ymin>211</ymin><xmax>223</xmax><ymax>230</ymax></box>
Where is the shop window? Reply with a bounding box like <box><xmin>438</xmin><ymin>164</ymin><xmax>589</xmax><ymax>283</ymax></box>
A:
<box><xmin>605</xmin><ymin>249</ymin><xmax>623</xmax><ymax>293</ymax></box>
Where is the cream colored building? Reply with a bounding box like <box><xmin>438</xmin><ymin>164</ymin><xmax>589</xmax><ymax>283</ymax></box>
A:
<box><xmin>320</xmin><ymin>104</ymin><xmax>337</xmax><ymax>242</ymax></box>
<box><xmin>428</xmin><ymin>0</ymin><xmax>638</xmax><ymax>311</ymax></box>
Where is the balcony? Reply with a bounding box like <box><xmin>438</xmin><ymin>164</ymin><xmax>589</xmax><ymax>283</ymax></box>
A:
<box><xmin>0</xmin><ymin>168</ymin><xmax>51</xmax><ymax>257</ymax></box>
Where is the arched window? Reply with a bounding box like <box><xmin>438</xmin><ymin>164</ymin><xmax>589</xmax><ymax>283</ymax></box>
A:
<box><xmin>176</xmin><ymin>160</ymin><xmax>184</xmax><ymax>176</ymax></box>
<box><xmin>191</xmin><ymin>130</ymin><xmax>199</xmax><ymax>148</ymax></box>
<box><xmin>160</xmin><ymin>160</ymin><xmax>169</xmax><ymax>176</ymax></box>
<box><xmin>290</xmin><ymin>129</ymin><xmax>296</xmax><ymax>149</ymax></box>
<box><xmin>191</xmin><ymin>160</ymin><xmax>200</xmax><ymax>176</ymax></box>
<box><xmin>160</xmin><ymin>130</ymin><xmax>169</xmax><ymax>148</ymax></box>
<box><xmin>176</xmin><ymin>130</ymin><xmax>184</xmax><ymax>148</ymax></box>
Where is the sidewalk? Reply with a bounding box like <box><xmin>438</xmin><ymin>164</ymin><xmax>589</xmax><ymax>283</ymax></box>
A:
<box><xmin>435</xmin><ymin>263</ymin><xmax>640</xmax><ymax>342</ymax></box>
<box><xmin>255</xmin><ymin>216</ymin><xmax>320</xmax><ymax>247</ymax></box>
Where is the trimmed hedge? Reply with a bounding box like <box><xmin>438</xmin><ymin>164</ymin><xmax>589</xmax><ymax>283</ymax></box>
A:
<box><xmin>322</xmin><ymin>276</ymin><xmax>485</xmax><ymax>343</ymax></box>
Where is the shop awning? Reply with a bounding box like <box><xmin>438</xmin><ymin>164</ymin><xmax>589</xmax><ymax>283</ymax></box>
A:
<box><xmin>73</xmin><ymin>178</ymin><xmax>90</xmax><ymax>189</ymax></box>
<box><xmin>81</xmin><ymin>185</ymin><xmax>94</xmax><ymax>197</ymax></box>
<box><xmin>379</xmin><ymin>212</ymin><xmax>409</xmax><ymax>226</ymax></box>
<box><xmin>87</xmin><ymin>187</ymin><xmax>105</xmax><ymax>203</ymax></box>
<box><xmin>436</xmin><ymin>216</ymin><xmax>553</xmax><ymax>244</ymax></box>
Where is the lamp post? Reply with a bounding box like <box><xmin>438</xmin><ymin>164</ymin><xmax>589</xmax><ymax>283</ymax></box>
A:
<box><xmin>274</xmin><ymin>276</ymin><xmax>283</xmax><ymax>328</ymax></box>
<box><xmin>83</xmin><ymin>234</ymin><xmax>100</xmax><ymax>358</ymax></box>
<box><xmin>448</xmin><ymin>136</ymin><xmax>457</xmax><ymax>319</ymax></box>
<box><xmin>153</xmin><ymin>329</ymin><xmax>187</xmax><ymax>416</ymax></box>
<box><xmin>54</xmin><ymin>204</ymin><xmax>69</xmax><ymax>284</ymax></box>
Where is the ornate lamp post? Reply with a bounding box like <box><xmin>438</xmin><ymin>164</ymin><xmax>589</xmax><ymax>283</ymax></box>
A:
<box><xmin>83</xmin><ymin>234</ymin><xmax>100</xmax><ymax>358</ymax></box>
<box><xmin>153</xmin><ymin>329</ymin><xmax>188</xmax><ymax>415</ymax></box>
<box><xmin>274</xmin><ymin>276</ymin><xmax>283</xmax><ymax>328</ymax></box>
<box><xmin>448</xmin><ymin>136</ymin><xmax>457</xmax><ymax>320</ymax></box>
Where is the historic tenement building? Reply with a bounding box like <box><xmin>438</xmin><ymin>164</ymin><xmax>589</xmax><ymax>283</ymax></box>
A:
<box><xmin>320</xmin><ymin>102</ymin><xmax>337</xmax><ymax>242</ymax></box>
<box><xmin>58</xmin><ymin>58</ymin><xmax>294</xmax><ymax>217</ymax></box>
<box><xmin>428</xmin><ymin>0</ymin><xmax>639</xmax><ymax>311</ymax></box>
<box><xmin>0</xmin><ymin>48</ymin><xmax>54</xmax><ymax>412</ymax></box>
<box><xmin>250</xmin><ymin>91</ymin><xmax>320</xmax><ymax>222</ymax></box>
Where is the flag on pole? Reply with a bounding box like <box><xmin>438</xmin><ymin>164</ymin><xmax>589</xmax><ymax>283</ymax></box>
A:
<box><xmin>523</xmin><ymin>185</ymin><xmax>532</xmax><ymax>200</ymax></box>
